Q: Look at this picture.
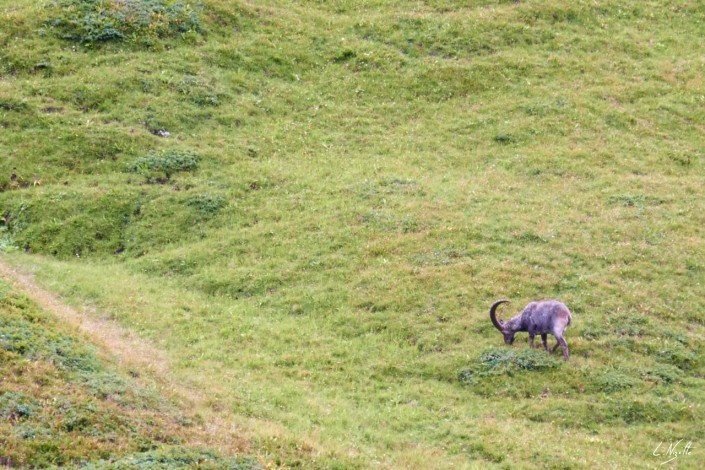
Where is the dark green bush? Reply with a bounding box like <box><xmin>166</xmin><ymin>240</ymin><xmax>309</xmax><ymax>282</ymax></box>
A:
<box><xmin>47</xmin><ymin>0</ymin><xmax>203</xmax><ymax>46</ymax></box>
<box><xmin>0</xmin><ymin>392</ymin><xmax>38</xmax><ymax>421</ymax></box>
<box><xmin>60</xmin><ymin>403</ymin><xmax>98</xmax><ymax>432</ymax></box>
<box><xmin>493</xmin><ymin>133</ymin><xmax>517</xmax><ymax>144</ymax></box>
<box><xmin>593</xmin><ymin>370</ymin><xmax>637</xmax><ymax>393</ymax></box>
<box><xmin>127</xmin><ymin>150</ymin><xmax>199</xmax><ymax>182</ymax></box>
<box><xmin>0</xmin><ymin>98</ymin><xmax>30</xmax><ymax>112</ymax></box>
<box><xmin>458</xmin><ymin>348</ymin><xmax>561</xmax><ymax>385</ymax></box>
<box><xmin>186</xmin><ymin>194</ymin><xmax>226</xmax><ymax>217</ymax></box>
<box><xmin>479</xmin><ymin>348</ymin><xmax>561</xmax><ymax>372</ymax></box>
<box><xmin>641</xmin><ymin>363</ymin><xmax>683</xmax><ymax>385</ymax></box>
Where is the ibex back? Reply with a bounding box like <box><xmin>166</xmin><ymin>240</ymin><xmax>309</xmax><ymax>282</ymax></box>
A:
<box><xmin>490</xmin><ymin>299</ymin><xmax>572</xmax><ymax>360</ymax></box>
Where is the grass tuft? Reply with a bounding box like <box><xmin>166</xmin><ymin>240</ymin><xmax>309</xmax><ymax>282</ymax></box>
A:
<box><xmin>46</xmin><ymin>0</ymin><xmax>204</xmax><ymax>47</ymax></box>
<box><xmin>126</xmin><ymin>150</ymin><xmax>199</xmax><ymax>182</ymax></box>
<box><xmin>458</xmin><ymin>347</ymin><xmax>562</xmax><ymax>385</ymax></box>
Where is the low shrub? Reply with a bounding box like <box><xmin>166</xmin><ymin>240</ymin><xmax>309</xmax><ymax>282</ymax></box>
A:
<box><xmin>458</xmin><ymin>348</ymin><xmax>561</xmax><ymax>385</ymax></box>
<box><xmin>47</xmin><ymin>0</ymin><xmax>204</xmax><ymax>46</ymax></box>
<box><xmin>640</xmin><ymin>363</ymin><xmax>683</xmax><ymax>385</ymax></box>
<box><xmin>593</xmin><ymin>370</ymin><xmax>637</xmax><ymax>393</ymax></box>
<box><xmin>186</xmin><ymin>194</ymin><xmax>226</xmax><ymax>217</ymax></box>
<box><xmin>0</xmin><ymin>98</ymin><xmax>30</xmax><ymax>112</ymax></box>
<box><xmin>0</xmin><ymin>392</ymin><xmax>38</xmax><ymax>421</ymax></box>
<box><xmin>127</xmin><ymin>150</ymin><xmax>199</xmax><ymax>182</ymax></box>
<box><xmin>478</xmin><ymin>348</ymin><xmax>562</xmax><ymax>372</ymax></box>
<box><xmin>493</xmin><ymin>133</ymin><xmax>517</xmax><ymax>144</ymax></box>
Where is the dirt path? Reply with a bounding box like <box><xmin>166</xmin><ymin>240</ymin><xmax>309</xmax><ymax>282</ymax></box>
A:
<box><xmin>0</xmin><ymin>257</ymin><xmax>253</xmax><ymax>458</ymax></box>
<box><xmin>0</xmin><ymin>258</ymin><xmax>171</xmax><ymax>377</ymax></box>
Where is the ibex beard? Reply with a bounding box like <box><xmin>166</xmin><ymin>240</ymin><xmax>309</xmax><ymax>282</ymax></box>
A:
<box><xmin>490</xmin><ymin>299</ymin><xmax>572</xmax><ymax>360</ymax></box>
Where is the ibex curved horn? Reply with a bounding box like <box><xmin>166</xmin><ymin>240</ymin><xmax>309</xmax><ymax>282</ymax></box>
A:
<box><xmin>489</xmin><ymin>299</ymin><xmax>510</xmax><ymax>332</ymax></box>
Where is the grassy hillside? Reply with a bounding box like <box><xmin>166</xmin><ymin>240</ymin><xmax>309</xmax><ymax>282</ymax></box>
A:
<box><xmin>0</xmin><ymin>278</ymin><xmax>258</xmax><ymax>468</ymax></box>
<box><xmin>2</xmin><ymin>0</ymin><xmax>704</xmax><ymax>467</ymax></box>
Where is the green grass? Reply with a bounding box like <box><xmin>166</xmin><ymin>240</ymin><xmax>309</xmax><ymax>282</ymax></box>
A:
<box><xmin>0</xmin><ymin>279</ymin><xmax>259</xmax><ymax>468</ymax></box>
<box><xmin>2</xmin><ymin>0</ymin><xmax>705</xmax><ymax>467</ymax></box>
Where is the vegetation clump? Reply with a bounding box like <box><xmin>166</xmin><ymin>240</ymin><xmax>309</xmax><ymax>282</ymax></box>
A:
<box><xmin>127</xmin><ymin>150</ymin><xmax>199</xmax><ymax>182</ymax></box>
<box><xmin>0</xmin><ymin>98</ymin><xmax>30</xmax><ymax>112</ymax></box>
<box><xmin>458</xmin><ymin>348</ymin><xmax>561</xmax><ymax>385</ymax></box>
<box><xmin>47</xmin><ymin>0</ymin><xmax>204</xmax><ymax>46</ymax></box>
<box><xmin>593</xmin><ymin>370</ymin><xmax>638</xmax><ymax>393</ymax></box>
<box><xmin>0</xmin><ymin>392</ymin><xmax>38</xmax><ymax>421</ymax></box>
<box><xmin>186</xmin><ymin>194</ymin><xmax>226</xmax><ymax>217</ymax></box>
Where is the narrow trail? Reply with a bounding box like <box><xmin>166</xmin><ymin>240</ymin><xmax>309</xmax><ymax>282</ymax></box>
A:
<box><xmin>0</xmin><ymin>257</ymin><xmax>253</xmax><ymax>459</ymax></box>
<box><xmin>0</xmin><ymin>258</ymin><xmax>170</xmax><ymax>377</ymax></box>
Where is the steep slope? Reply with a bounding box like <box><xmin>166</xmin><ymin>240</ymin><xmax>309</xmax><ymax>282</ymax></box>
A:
<box><xmin>2</xmin><ymin>0</ymin><xmax>704</xmax><ymax>467</ymax></box>
<box><xmin>0</xmin><ymin>269</ymin><xmax>258</xmax><ymax>468</ymax></box>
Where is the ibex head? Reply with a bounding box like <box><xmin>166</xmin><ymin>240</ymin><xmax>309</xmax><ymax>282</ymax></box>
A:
<box><xmin>489</xmin><ymin>299</ymin><xmax>515</xmax><ymax>345</ymax></box>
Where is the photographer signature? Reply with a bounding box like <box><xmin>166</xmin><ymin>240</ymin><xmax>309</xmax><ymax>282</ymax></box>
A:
<box><xmin>653</xmin><ymin>439</ymin><xmax>692</xmax><ymax>465</ymax></box>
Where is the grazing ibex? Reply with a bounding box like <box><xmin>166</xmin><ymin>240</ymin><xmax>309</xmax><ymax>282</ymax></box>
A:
<box><xmin>490</xmin><ymin>299</ymin><xmax>572</xmax><ymax>360</ymax></box>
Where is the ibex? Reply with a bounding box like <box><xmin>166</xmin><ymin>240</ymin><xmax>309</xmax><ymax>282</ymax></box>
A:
<box><xmin>490</xmin><ymin>299</ymin><xmax>572</xmax><ymax>360</ymax></box>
